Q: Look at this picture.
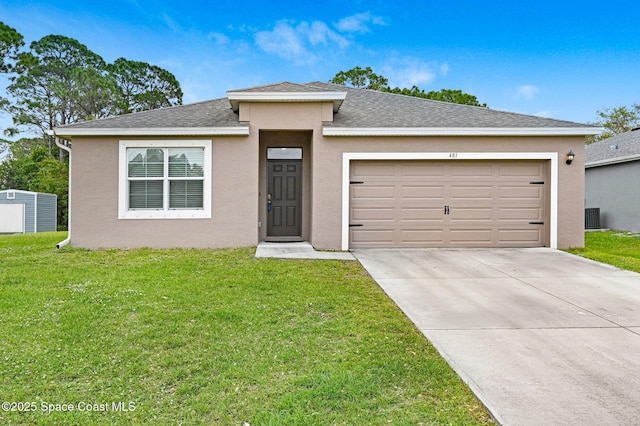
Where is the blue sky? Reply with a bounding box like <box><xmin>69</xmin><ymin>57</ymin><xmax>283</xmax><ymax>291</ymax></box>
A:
<box><xmin>1</xmin><ymin>0</ymin><xmax>639</xmax><ymax>136</ymax></box>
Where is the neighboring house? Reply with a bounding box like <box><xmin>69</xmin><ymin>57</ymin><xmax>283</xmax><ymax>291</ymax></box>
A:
<box><xmin>50</xmin><ymin>82</ymin><xmax>600</xmax><ymax>250</ymax></box>
<box><xmin>585</xmin><ymin>129</ymin><xmax>640</xmax><ymax>232</ymax></box>
<box><xmin>0</xmin><ymin>189</ymin><xmax>57</xmax><ymax>234</ymax></box>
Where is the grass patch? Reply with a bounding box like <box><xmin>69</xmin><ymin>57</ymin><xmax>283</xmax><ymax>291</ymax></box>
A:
<box><xmin>0</xmin><ymin>232</ymin><xmax>492</xmax><ymax>425</ymax></box>
<box><xmin>566</xmin><ymin>230</ymin><xmax>640</xmax><ymax>273</ymax></box>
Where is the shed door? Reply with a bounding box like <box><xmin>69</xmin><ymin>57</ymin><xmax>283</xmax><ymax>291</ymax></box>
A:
<box><xmin>349</xmin><ymin>160</ymin><xmax>548</xmax><ymax>248</ymax></box>
<box><xmin>0</xmin><ymin>204</ymin><xmax>25</xmax><ymax>233</ymax></box>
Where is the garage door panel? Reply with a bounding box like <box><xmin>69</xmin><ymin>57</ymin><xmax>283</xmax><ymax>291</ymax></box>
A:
<box><xmin>401</xmin><ymin>207</ymin><xmax>445</xmax><ymax>222</ymax></box>
<box><xmin>450</xmin><ymin>207</ymin><xmax>493</xmax><ymax>221</ymax></box>
<box><xmin>500</xmin><ymin>164</ymin><xmax>544</xmax><ymax>177</ymax></box>
<box><xmin>352</xmin><ymin>185</ymin><xmax>395</xmax><ymax>200</ymax></box>
<box><xmin>352</xmin><ymin>207</ymin><xmax>395</xmax><ymax>222</ymax></box>
<box><xmin>401</xmin><ymin>163</ymin><xmax>445</xmax><ymax>177</ymax></box>
<box><xmin>498</xmin><ymin>229</ymin><xmax>543</xmax><ymax>244</ymax></box>
<box><xmin>350</xmin><ymin>160</ymin><xmax>549</xmax><ymax>248</ymax></box>
<box><xmin>499</xmin><ymin>207</ymin><xmax>544</xmax><ymax>221</ymax></box>
<box><xmin>350</xmin><ymin>228</ymin><xmax>394</xmax><ymax>244</ymax></box>
<box><xmin>400</xmin><ymin>185</ymin><xmax>445</xmax><ymax>200</ymax></box>
<box><xmin>400</xmin><ymin>229</ymin><xmax>444</xmax><ymax>243</ymax></box>
<box><xmin>449</xmin><ymin>229</ymin><xmax>493</xmax><ymax>244</ymax></box>
<box><xmin>450</xmin><ymin>164</ymin><xmax>493</xmax><ymax>177</ymax></box>
<box><xmin>451</xmin><ymin>185</ymin><xmax>493</xmax><ymax>199</ymax></box>
<box><xmin>499</xmin><ymin>186</ymin><xmax>543</xmax><ymax>199</ymax></box>
<box><xmin>352</xmin><ymin>163</ymin><xmax>395</xmax><ymax>177</ymax></box>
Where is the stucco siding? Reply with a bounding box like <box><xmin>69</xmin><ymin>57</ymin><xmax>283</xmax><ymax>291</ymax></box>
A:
<box><xmin>66</xmin><ymin>100</ymin><xmax>587</xmax><ymax>250</ymax></box>
<box><xmin>310</xmin><ymin>135</ymin><xmax>585</xmax><ymax>250</ymax></box>
<box><xmin>71</xmin><ymin>136</ymin><xmax>258</xmax><ymax>249</ymax></box>
<box><xmin>586</xmin><ymin>162</ymin><xmax>640</xmax><ymax>232</ymax></box>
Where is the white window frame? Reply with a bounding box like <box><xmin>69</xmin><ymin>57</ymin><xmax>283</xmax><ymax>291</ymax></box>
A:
<box><xmin>118</xmin><ymin>140</ymin><xmax>212</xmax><ymax>219</ymax></box>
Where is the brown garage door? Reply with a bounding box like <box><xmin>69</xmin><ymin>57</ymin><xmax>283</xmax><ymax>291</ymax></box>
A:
<box><xmin>349</xmin><ymin>160</ymin><xmax>549</xmax><ymax>248</ymax></box>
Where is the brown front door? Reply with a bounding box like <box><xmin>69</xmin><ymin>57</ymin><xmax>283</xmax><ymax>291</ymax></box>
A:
<box><xmin>267</xmin><ymin>159</ymin><xmax>302</xmax><ymax>239</ymax></box>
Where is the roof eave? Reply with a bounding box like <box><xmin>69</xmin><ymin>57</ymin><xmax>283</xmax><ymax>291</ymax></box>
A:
<box><xmin>586</xmin><ymin>154</ymin><xmax>640</xmax><ymax>168</ymax></box>
<box><xmin>226</xmin><ymin>91</ymin><xmax>347</xmax><ymax>112</ymax></box>
<box><xmin>48</xmin><ymin>127</ymin><xmax>250</xmax><ymax>137</ymax></box>
<box><xmin>323</xmin><ymin>127</ymin><xmax>603</xmax><ymax>136</ymax></box>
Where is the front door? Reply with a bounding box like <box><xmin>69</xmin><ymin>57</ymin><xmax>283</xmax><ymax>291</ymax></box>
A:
<box><xmin>267</xmin><ymin>159</ymin><xmax>302</xmax><ymax>239</ymax></box>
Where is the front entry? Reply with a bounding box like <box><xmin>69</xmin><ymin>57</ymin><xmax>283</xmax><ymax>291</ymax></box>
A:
<box><xmin>267</xmin><ymin>159</ymin><xmax>302</xmax><ymax>240</ymax></box>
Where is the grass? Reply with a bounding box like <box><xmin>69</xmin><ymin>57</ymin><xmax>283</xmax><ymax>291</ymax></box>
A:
<box><xmin>0</xmin><ymin>232</ymin><xmax>492</xmax><ymax>425</ymax></box>
<box><xmin>566</xmin><ymin>230</ymin><xmax>640</xmax><ymax>273</ymax></box>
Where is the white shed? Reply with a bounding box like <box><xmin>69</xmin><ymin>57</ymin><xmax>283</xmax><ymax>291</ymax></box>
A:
<box><xmin>0</xmin><ymin>189</ymin><xmax>57</xmax><ymax>234</ymax></box>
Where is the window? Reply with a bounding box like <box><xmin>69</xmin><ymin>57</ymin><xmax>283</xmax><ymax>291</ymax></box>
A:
<box><xmin>267</xmin><ymin>147</ymin><xmax>302</xmax><ymax>160</ymax></box>
<box><xmin>119</xmin><ymin>140</ymin><xmax>211</xmax><ymax>219</ymax></box>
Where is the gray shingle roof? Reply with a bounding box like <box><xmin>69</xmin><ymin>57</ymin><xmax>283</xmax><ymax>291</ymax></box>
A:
<box><xmin>56</xmin><ymin>97</ymin><xmax>242</xmax><ymax>129</ymax></box>
<box><xmin>228</xmin><ymin>81</ymin><xmax>338</xmax><ymax>93</ymax></box>
<box><xmin>585</xmin><ymin>129</ymin><xmax>640</xmax><ymax>166</ymax></box>
<box><xmin>54</xmin><ymin>81</ymin><xmax>597</xmax><ymax>133</ymax></box>
<box><xmin>308</xmin><ymin>82</ymin><xmax>593</xmax><ymax>129</ymax></box>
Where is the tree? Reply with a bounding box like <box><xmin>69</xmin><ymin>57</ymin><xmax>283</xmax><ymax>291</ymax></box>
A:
<box><xmin>108</xmin><ymin>58</ymin><xmax>183</xmax><ymax>114</ymax></box>
<box><xmin>330</xmin><ymin>66</ymin><xmax>389</xmax><ymax>91</ymax></box>
<box><xmin>5</xmin><ymin>35</ymin><xmax>119</xmax><ymax>150</ymax></box>
<box><xmin>2</xmin><ymin>34</ymin><xmax>184</xmax><ymax>146</ymax></box>
<box><xmin>586</xmin><ymin>105</ymin><xmax>640</xmax><ymax>143</ymax></box>
<box><xmin>385</xmin><ymin>86</ymin><xmax>486</xmax><ymax>107</ymax></box>
<box><xmin>330</xmin><ymin>66</ymin><xmax>486</xmax><ymax>107</ymax></box>
<box><xmin>0</xmin><ymin>21</ymin><xmax>24</xmax><ymax>73</ymax></box>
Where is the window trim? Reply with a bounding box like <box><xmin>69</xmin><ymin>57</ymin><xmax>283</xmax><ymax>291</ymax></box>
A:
<box><xmin>118</xmin><ymin>140</ymin><xmax>212</xmax><ymax>219</ymax></box>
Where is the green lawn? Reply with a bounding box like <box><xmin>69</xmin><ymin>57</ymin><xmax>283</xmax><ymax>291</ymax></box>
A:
<box><xmin>566</xmin><ymin>230</ymin><xmax>640</xmax><ymax>273</ymax></box>
<box><xmin>0</xmin><ymin>232</ymin><xmax>492</xmax><ymax>425</ymax></box>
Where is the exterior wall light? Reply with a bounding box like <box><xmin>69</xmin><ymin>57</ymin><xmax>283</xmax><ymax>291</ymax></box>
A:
<box><xmin>566</xmin><ymin>150</ymin><xmax>575</xmax><ymax>165</ymax></box>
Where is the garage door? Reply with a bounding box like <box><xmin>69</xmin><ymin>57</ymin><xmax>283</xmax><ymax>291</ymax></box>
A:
<box><xmin>349</xmin><ymin>160</ymin><xmax>549</xmax><ymax>248</ymax></box>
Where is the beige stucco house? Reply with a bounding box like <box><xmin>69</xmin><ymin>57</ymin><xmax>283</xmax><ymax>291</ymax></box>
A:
<box><xmin>50</xmin><ymin>82</ymin><xmax>600</xmax><ymax>250</ymax></box>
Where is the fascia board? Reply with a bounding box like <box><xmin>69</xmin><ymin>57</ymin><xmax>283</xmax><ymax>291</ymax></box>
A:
<box><xmin>586</xmin><ymin>154</ymin><xmax>640</xmax><ymax>168</ymax></box>
<box><xmin>49</xmin><ymin>127</ymin><xmax>250</xmax><ymax>137</ymax></box>
<box><xmin>324</xmin><ymin>127</ymin><xmax>603</xmax><ymax>136</ymax></box>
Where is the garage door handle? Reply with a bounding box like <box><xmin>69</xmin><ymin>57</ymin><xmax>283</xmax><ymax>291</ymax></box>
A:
<box><xmin>529</xmin><ymin>221</ymin><xmax>544</xmax><ymax>225</ymax></box>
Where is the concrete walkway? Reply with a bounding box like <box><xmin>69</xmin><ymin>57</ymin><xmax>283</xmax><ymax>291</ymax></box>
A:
<box><xmin>353</xmin><ymin>248</ymin><xmax>640</xmax><ymax>426</ymax></box>
<box><xmin>255</xmin><ymin>242</ymin><xmax>356</xmax><ymax>260</ymax></box>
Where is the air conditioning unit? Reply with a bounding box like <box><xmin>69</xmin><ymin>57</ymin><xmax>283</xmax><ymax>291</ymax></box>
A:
<box><xmin>585</xmin><ymin>208</ymin><xmax>600</xmax><ymax>230</ymax></box>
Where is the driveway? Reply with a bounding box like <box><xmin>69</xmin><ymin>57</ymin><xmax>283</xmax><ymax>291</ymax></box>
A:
<box><xmin>353</xmin><ymin>248</ymin><xmax>640</xmax><ymax>426</ymax></box>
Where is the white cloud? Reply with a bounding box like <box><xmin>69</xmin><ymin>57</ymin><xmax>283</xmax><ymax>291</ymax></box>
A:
<box><xmin>334</xmin><ymin>12</ymin><xmax>385</xmax><ymax>33</ymax></box>
<box><xmin>208</xmin><ymin>32</ymin><xmax>229</xmax><ymax>46</ymax></box>
<box><xmin>255</xmin><ymin>19</ymin><xmax>348</xmax><ymax>65</ymax></box>
<box><xmin>382</xmin><ymin>59</ymin><xmax>443</xmax><ymax>88</ymax></box>
<box><xmin>516</xmin><ymin>85</ymin><xmax>540</xmax><ymax>100</ymax></box>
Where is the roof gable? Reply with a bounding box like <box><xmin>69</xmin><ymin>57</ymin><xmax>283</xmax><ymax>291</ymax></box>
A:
<box><xmin>227</xmin><ymin>82</ymin><xmax>346</xmax><ymax>113</ymax></box>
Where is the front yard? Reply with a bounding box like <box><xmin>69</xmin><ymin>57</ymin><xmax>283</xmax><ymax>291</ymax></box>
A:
<box><xmin>567</xmin><ymin>230</ymin><xmax>640</xmax><ymax>273</ymax></box>
<box><xmin>0</xmin><ymin>232</ymin><xmax>492</xmax><ymax>425</ymax></box>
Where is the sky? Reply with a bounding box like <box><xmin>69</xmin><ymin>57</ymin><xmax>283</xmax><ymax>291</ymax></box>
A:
<box><xmin>1</xmin><ymin>0</ymin><xmax>639</xmax><ymax>138</ymax></box>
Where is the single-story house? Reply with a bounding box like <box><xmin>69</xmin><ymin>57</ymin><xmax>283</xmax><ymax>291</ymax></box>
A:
<box><xmin>0</xmin><ymin>189</ymin><xmax>57</xmax><ymax>233</ymax></box>
<box><xmin>50</xmin><ymin>82</ymin><xmax>600</xmax><ymax>250</ymax></box>
<box><xmin>585</xmin><ymin>129</ymin><xmax>640</xmax><ymax>232</ymax></box>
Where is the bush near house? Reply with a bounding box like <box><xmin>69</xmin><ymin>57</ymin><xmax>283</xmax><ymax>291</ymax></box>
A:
<box><xmin>0</xmin><ymin>232</ymin><xmax>492</xmax><ymax>425</ymax></box>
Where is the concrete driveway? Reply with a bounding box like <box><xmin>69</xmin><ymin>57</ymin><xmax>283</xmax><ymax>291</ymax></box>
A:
<box><xmin>353</xmin><ymin>248</ymin><xmax>640</xmax><ymax>426</ymax></box>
